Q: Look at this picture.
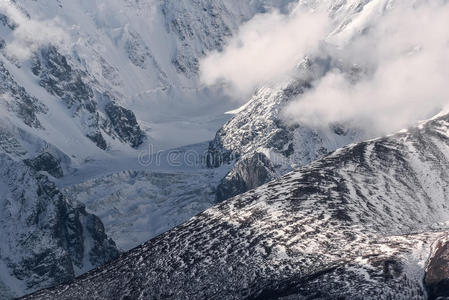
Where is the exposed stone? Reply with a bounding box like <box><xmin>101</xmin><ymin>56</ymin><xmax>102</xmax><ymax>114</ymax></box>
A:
<box><xmin>104</xmin><ymin>102</ymin><xmax>144</xmax><ymax>148</ymax></box>
<box><xmin>425</xmin><ymin>239</ymin><xmax>449</xmax><ymax>300</ymax></box>
<box><xmin>216</xmin><ymin>152</ymin><xmax>277</xmax><ymax>201</ymax></box>
<box><xmin>24</xmin><ymin>152</ymin><xmax>64</xmax><ymax>178</ymax></box>
<box><xmin>0</xmin><ymin>61</ymin><xmax>47</xmax><ymax>129</ymax></box>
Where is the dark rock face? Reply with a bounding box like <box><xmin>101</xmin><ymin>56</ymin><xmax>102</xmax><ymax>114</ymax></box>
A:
<box><xmin>32</xmin><ymin>46</ymin><xmax>144</xmax><ymax>150</ymax></box>
<box><xmin>216</xmin><ymin>152</ymin><xmax>277</xmax><ymax>202</ymax></box>
<box><xmin>33</xmin><ymin>46</ymin><xmax>97</xmax><ymax>113</ymax></box>
<box><xmin>425</xmin><ymin>239</ymin><xmax>449</xmax><ymax>300</ymax></box>
<box><xmin>22</xmin><ymin>112</ymin><xmax>449</xmax><ymax>300</ymax></box>
<box><xmin>24</xmin><ymin>152</ymin><xmax>64</xmax><ymax>178</ymax></box>
<box><xmin>0</xmin><ymin>154</ymin><xmax>119</xmax><ymax>298</ymax></box>
<box><xmin>104</xmin><ymin>102</ymin><xmax>144</xmax><ymax>148</ymax></box>
<box><xmin>0</xmin><ymin>61</ymin><xmax>47</xmax><ymax>129</ymax></box>
<box><xmin>86</xmin><ymin>132</ymin><xmax>108</xmax><ymax>151</ymax></box>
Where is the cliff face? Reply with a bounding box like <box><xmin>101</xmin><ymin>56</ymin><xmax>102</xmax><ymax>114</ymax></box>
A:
<box><xmin>425</xmin><ymin>238</ymin><xmax>449</xmax><ymax>300</ymax></box>
<box><xmin>0</xmin><ymin>154</ymin><xmax>119</xmax><ymax>299</ymax></box>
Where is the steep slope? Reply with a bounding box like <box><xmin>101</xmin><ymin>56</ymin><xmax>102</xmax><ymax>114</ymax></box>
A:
<box><xmin>0</xmin><ymin>154</ymin><xmax>119</xmax><ymax>299</ymax></box>
<box><xmin>22</xmin><ymin>113</ymin><xmax>449</xmax><ymax>299</ymax></box>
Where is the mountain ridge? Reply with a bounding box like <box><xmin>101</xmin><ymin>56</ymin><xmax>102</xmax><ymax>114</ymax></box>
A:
<box><xmin>21</xmin><ymin>111</ymin><xmax>449</xmax><ymax>300</ymax></box>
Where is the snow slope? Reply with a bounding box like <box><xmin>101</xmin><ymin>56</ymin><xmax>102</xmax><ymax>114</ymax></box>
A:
<box><xmin>22</xmin><ymin>110</ymin><xmax>449</xmax><ymax>300</ymax></box>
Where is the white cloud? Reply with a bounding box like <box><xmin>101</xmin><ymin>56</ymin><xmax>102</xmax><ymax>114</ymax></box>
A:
<box><xmin>283</xmin><ymin>1</ymin><xmax>449</xmax><ymax>135</ymax></box>
<box><xmin>200</xmin><ymin>0</ymin><xmax>449</xmax><ymax>135</ymax></box>
<box><xmin>0</xmin><ymin>1</ymin><xmax>68</xmax><ymax>59</ymax></box>
<box><xmin>199</xmin><ymin>5</ymin><xmax>330</xmax><ymax>98</ymax></box>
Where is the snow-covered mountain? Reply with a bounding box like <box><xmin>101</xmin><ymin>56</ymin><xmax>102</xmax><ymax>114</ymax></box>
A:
<box><xmin>22</xmin><ymin>111</ymin><xmax>449</xmax><ymax>300</ymax></box>
<box><xmin>55</xmin><ymin>0</ymin><xmax>397</xmax><ymax>252</ymax></box>
<box><xmin>1</xmin><ymin>0</ymin><xmax>298</xmax><ymax>154</ymax></box>
<box><xmin>0</xmin><ymin>0</ymin><xmax>408</xmax><ymax>255</ymax></box>
<box><xmin>207</xmin><ymin>70</ymin><xmax>366</xmax><ymax>201</ymax></box>
<box><xmin>0</xmin><ymin>0</ymin><xmax>302</xmax><ymax>297</ymax></box>
<box><xmin>3</xmin><ymin>0</ymin><xmax>449</xmax><ymax>299</ymax></box>
<box><xmin>206</xmin><ymin>0</ymin><xmax>445</xmax><ymax>201</ymax></box>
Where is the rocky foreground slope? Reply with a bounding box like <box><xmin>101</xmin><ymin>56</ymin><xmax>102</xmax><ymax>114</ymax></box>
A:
<box><xmin>22</xmin><ymin>112</ymin><xmax>449</xmax><ymax>299</ymax></box>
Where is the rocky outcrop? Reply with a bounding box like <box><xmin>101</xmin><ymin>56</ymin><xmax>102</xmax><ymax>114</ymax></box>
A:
<box><xmin>216</xmin><ymin>152</ymin><xmax>277</xmax><ymax>202</ymax></box>
<box><xmin>104</xmin><ymin>102</ymin><xmax>144</xmax><ymax>148</ymax></box>
<box><xmin>33</xmin><ymin>46</ymin><xmax>97</xmax><ymax>114</ymax></box>
<box><xmin>0</xmin><ymin>61</ymin><xmax>47</xmax><ymax>129</ymax></box>
<box><xmin>32</xmin><ymin>46</ymin><xmax>144</xmax><ymax>150</ymax></box>
<box><xmin>0</xmin><ymin>154</ymin><xmax>119</xmax><ymax>299</ymax></box>
<box><xmin>24</xmin><ymin>152</ymin><xmax>64</xmax><ymax>178</ymax></box>
<box><xmin>425</xmin><ymin>238</ymin><xmax>449</xmax><ymax>300</ymax></box>
<box><xmin>208</xmin><ymin>77</ymin><xmax>363</xmax><ymax>201</ymax></box>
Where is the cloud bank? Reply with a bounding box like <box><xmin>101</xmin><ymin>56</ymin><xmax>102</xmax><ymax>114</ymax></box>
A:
<box><xmin>199</xmin><ymin>5</ymin><xmax>330</xmax><ymax>98</ymax></box>
<box><xmin>284</xmin><ymin>1</ymin><xmax>449</xmax><ymax>135</ymax></box>
<box><xmin>201</xmin><ymin>0</ymin><xmax>449</xmax><ymax>135</ymax></box>
<box><xmin>0</xmin><ymin>1</ymin><xmax>68</xmax><ymax>59</ymax></box>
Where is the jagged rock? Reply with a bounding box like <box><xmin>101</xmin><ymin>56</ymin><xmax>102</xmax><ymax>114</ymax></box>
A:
<box><xmin>0</xmin><ymin>61</ymin><xmax>47</xmax><ymax>129</ymax></box>
<box><xmin>86</xmin><ymin>132</ymin><xmax>108</xmax><ymax>151</ymax></box>
<box><xmin>208</xmin><ymin>78</ymin><xmax>363</xmax><ymax>201</ymax></box>
<box><xmin>24</xmin><ymin>152</ymin><xmax>64</xmax><ymax>178</ymax></box>
<box><xmin>33</xmin><ymin>46</ymin><xmax>97</xmax><ymax>113</ymax></box>
<box><xmin>32</xmin><ymin>46</ymin><xmax>144</xmax><ymax>150</ymax></box>
<box><xmin>0</xmin><ymin>154</ymin><xmax>119</xmax><ymax>299</ymax></box>
<box><xmin>216</xmin><ymin>152</ymin><xmax>277</xmax><ymax>201</ymax></box>
<box><xmin>104</xmin><ymin>102</ymin><xmax>144</xmax><ymax>148</ymax></box>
